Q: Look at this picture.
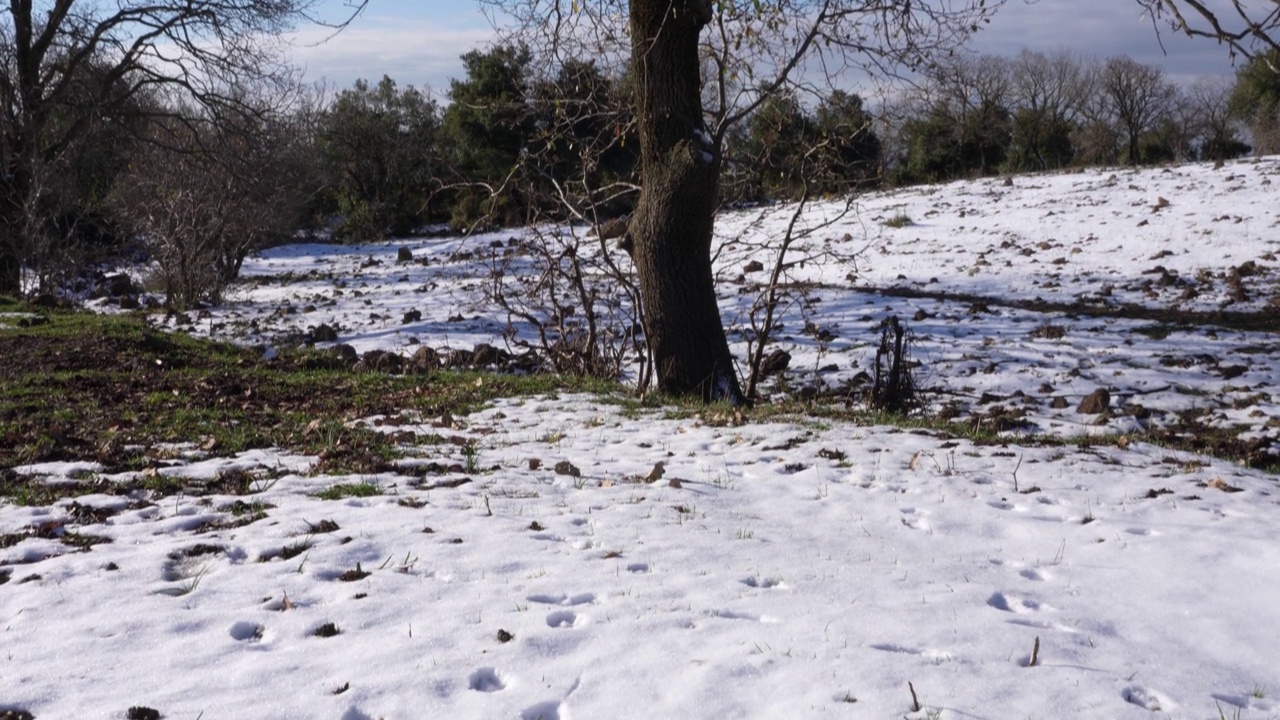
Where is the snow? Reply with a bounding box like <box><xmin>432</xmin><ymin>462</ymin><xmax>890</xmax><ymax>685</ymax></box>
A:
<box><xmin>7</xmin><ymin>157</ymin><xmax>1280</xmax><ymax>719</ymax></box>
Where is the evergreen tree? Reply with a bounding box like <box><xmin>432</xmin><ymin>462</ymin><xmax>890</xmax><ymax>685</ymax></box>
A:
<box><xmin>316</xmin><ymin>76</ymin><xmax>443</xmax><ymax>242</ymax></box>
<box><xmin>1229</xmin><ymin>49</ymin><xmax>1280</xmax><ymax>154</ymax></box>
<box><xmin>441</xmin><ymin>44</ymin><xmax>535</xmax><ymax>229</ymax></box>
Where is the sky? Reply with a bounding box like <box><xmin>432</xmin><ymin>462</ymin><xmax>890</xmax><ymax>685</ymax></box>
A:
<box><xmin>286</xmin><ymin>0</ymin><xmax>1245</xmax><ymax>96</ymax></box>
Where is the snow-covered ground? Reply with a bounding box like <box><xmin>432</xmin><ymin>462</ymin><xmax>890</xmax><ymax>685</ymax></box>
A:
<box><xmin>140</xmin><ymin>156</ymin><xmax>1280</xmax><ymax>442</ymax></box>
<box><xmin>5</xmin><ymin>157</ymin><xmax>1280</xmax><ymax>719</ymax></box>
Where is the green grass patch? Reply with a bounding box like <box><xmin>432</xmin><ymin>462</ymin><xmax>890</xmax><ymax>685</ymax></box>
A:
<box><xmin>315</xmin><ymin>481</ymin><xmax>383</xmax><ymax>500</ymax></box>
<box><xmin>0</xmin><ymin>308</ymin><xmax>623</xmax><ymax>484</ymax></box>
<box><xmin>882</xmin><ymin>213</ymin><xmax>914</xmax><ymax>228</ymax></box>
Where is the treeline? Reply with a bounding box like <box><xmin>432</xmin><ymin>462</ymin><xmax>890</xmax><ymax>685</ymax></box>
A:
<box><xmin>306</xmin><ymin>46</ymin><xmax>1277</xmax><ymax>239</ymax></box>
<box><xmin>883</xmin><ymin>49</ymin><xmax>1267</xmax><ymax>184</ymax></box>
<box><xmin>9</xmin><ymin>44</ymin><xmax>1280</xmax><ymax>307</ymax></box>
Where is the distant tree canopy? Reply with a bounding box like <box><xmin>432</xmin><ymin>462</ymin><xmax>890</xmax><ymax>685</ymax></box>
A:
<box><xmin>1229</xmin><ymin>50</ymin><xmax>1280</xmax><ymax>154</ymax></box>
<box><xmin>0</xmin><ymin>0</ymin><xmax>368</xmax><ymax>297</ymax></box>
<box><xmin>315</xmin><ymin>76</ymin><xmax>445</xmax><ymax>242</ymax></box>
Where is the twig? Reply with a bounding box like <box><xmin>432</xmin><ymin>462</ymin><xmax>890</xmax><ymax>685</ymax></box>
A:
<box><xmin>1029</xmin><ymin>635</ymin><xmax>1041</xmax><ymax>667</ymax></box>
<box><xmin>908</xmin><ymin>681</ymin><xmax>921</xmax><ymax>712</ymax></box>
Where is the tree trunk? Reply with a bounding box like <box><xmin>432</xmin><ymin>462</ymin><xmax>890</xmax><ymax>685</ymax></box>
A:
<box><xmin>0</xmin><ymin>172</ymin><xmax>30</xmax><ymax>297</ymax></box>
<box><xmin>629</xmin><ymin>0</ymin><xmax>743</xmax><ymax>404</ymax></box>
<box><xmin>0</xmin><ymin>249</ymin><xmax>19</xmax><ymax>296</ymax></box>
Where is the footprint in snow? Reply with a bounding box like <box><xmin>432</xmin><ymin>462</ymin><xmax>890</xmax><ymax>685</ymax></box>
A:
<box><xmin>741</xmin><ymin>576</ymin><xmax>786</xmax><ymax>589</ymax></box>
<box><xmin>546</xmin><ymin>610</ymin><xmax>585</xmax><ymax>628</ymax></box>
<box><xmin>521</xmin><ymin>700</ymin><xmax>562</xmax><ymax>720</ymax></box>
<box><xmin>1212</xmin><ymin>693</ymin><xmax>1276</xmax><ymax>713</ymax></box>
<box><xmin>625</xmin><ymin>563</ymin><xmax>649</xmax><ymax>573</ymax></box>
<box><xmin>869</xmin><ymin>643</ymin><xmax>921</xmax><ymax>655</ymax></box>
<box><xmin>870</xmin><ymin>644</ymin><xmax>955</xmax><ymax>663</ymax></box>
<box><xmin>899</xmin><ymin>507</ymin><xmax>931</xmax><ymax>531</ymax></box>
<box><xmin>228</xmin><ymin>621</ymin><xmax>265</xmax><ymax>642</ymax></box>
<box><xmin>1019</xmin><ymin>568</ymin><xmax>1051</xmax><ymax>582</ymax></box>
<box><xmin>468</xmin><ymin>667</ymin><xmax>507</xmax><ymax>693</ymax></box>
<box><xmin>1121</xmin><ymin>685</ymin><xmax>1177</xmax><ymax>712</ymax></box>
<box><xmin>528</xmin><ymin>592</ymin><xmax>597</xmax><ymax>606</ymax></box>
<box><xmin>987</xmin><ymin>592</ymin><xmax>1047</xmax><ymax>614</ymax></box>
<box><xmin>709</xmin><ymin>609</ymin><xmax>779</xmax><ymax>623</ymax></box>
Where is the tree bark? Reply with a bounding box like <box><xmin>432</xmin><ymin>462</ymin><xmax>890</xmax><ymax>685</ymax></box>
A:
<box><xmin>629</xmin><ymin>0</ymin><xmax>743</xmax><ymax>403</ymax></box>
<box><xmin>0</xmin><ymin>251</ymin><xmax>19</xmax><ymax>296</ymax></box>
<box><xmin>1</xmin><ymin>163</ymin><xmax>35</xmax><ymax>297</ymax></box>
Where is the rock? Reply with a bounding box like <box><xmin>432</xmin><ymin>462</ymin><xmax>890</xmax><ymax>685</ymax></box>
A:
<box><xmin>402</xmin><ymin>309</ymin><xmax>422</xmax><ymax>324</ymax></box>
<box><xmin>105</xmin><ymin>273</ymin><xmax>137</xmax><ymax>297</ymax></box>
<box><xmin>471</xmin><ymin>343</ymin><xmax>502</xmax><ymax>367</ymax></box>
<box><xmin>758</xmin><ymin>349</ymin><xmax>791</xmax><ymax>377</ymax></box>
<box><xmin>553</xmin><ymin>461</ymin><xmax>581</xmax><ymax>478</ymax></box>
<box><xmin>506</xmin><ymin>350</ymin><xmax>540</xmax><ymax>373</ymax></box>
<box><xmin>327</xmin><ymin>344</ymin><xmax>359</xmax><ymax>367</ymax></box>
<box><xmin>1076</xmin><ymin>389</ymin><xmax>1110</xmax><ymax>414</ymax></box>
<box><xmin>644</xmin><ymin>462</ymin><xmax>665</xmax><ymax>483</ymax></box>
<box><xmin>1220</xmin><ymin>364</ymin><xmax>1248</xmax><ymax>380</ymax></box>
<box><xmin>355</xmin><ymin>350</ymin><xmax>403</xmax><ymax>374</ymax></box>
<box><xmin>409</xmin><ymin>346</ymin><xmax>438</xmax><ymax>372</ymax></box>
<box><xmin>396</xmin><ymin>246</ymin><xmax>414</xmax><ymax>263</ymax></box>
<box><xmin>310</xmin><ymin>323</ymin><xmax>339</xmax><ymax>344</ymax></box>
<box><xmin>117</xmin><ymin>296</ymin><xmax>140</xmax><ymax>309</ymax></box>
<box><xmin>448</xmin><ymin>349</ymin><xmax>474</xmax><ymax>368</ymax></box>
<box><xmin>1050</xmin><ymin>396</ymin><xmax>1070</xmax><ymax>410</ymax></box>
<box><xmin>743</xmin><ymin>260</ymin><xmax>765</xmax><ymax>273</ymax></box>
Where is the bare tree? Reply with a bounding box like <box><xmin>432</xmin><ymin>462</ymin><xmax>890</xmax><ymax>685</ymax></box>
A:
<box><xmin>1006</xmin><ymin>49</ymin><xmax>1089</xmax><ymax>170</ymax></box>
<box><xmin>926</xmin><ymin>53</ymin><xmax>1014</xmax><ymax>174</ymax></box>
<box><xmin>482</xmin><ymin>0</ymin><xmax>1002</xmax><ymax>403</ymax></box>
<box><xmin>1098</xmin><ymin>55</ymin><xmax>1174</xmax><ymax>165</ymax></box>
<box><xmin>1139</xmin><ymin>0</ymin><xmax>1280</xmax><ymax>64</ymax></box>
<box><xmin>1187</xmin><ymin>76</ymin><xmax>1249</xmax><ymax>159</ymax></box>
<box><xmin>0</xmin><ymin>0</ymin><xmax>367</xmax><ymax>296</ymax></box>
<box><xmin>111</xmin><ymin>99</ymin><xmax>314</xmax><ymax>309</ymax></box>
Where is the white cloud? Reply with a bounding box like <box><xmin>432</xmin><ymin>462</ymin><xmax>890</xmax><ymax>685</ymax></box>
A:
<box><xmin>971</xmin><ymin>0</ymin><xmax>1240</xmax><ymax>84</ymax></box>
<box><xmin>285</xmin><ymin>1</ymin><xmax>1244</xmax><ymax>99</ymax></box>
<box><xmin>285</xmin><ymin>18</ymin><xmax>496</xmax><ymax>95</ymax></box>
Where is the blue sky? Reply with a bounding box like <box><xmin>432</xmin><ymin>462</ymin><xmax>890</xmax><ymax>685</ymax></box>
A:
<box><xmin>288</xmin><ymin>0</ymin><xmax>1242</xmax><ymax>95</ymax></box>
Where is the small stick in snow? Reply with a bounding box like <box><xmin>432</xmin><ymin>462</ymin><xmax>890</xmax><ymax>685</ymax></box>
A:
<box><xmin>908</xmin><ymin>681</ymin><xmax>921</xmax><ymax>712</ymax></box>
<box><xmin>1030</xmin><ymin>635</ymin><xmax>1041</xmax><ymax>667</ymax></box>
